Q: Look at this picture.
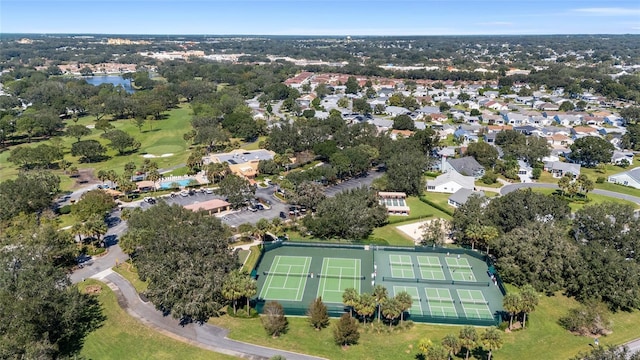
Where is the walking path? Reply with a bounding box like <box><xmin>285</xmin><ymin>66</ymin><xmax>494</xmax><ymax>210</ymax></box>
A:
<box><xmin>90</xmin><ymin>269</ymin><xmax>325</xmax><ymax>360</ymax></box>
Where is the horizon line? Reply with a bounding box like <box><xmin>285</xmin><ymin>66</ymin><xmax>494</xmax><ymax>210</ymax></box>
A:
<box><xmin>2</xmin><ymin>32</ymin><xmax>640</xmax><ymax>37</ymax></box>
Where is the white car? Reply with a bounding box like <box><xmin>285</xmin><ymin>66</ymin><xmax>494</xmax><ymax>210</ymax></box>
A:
<box><xmin>204</xmin><ymin>188</ymin><xmax>214</xmax><ymax>194</ymax></box>
<box><xmin>180</xmin><ymin>190</ymin><xmax>189</xmax><ymax>197</ymax></box>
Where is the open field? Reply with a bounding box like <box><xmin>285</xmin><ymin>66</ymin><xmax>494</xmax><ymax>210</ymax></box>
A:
<box><xmin>0</xmin><ymin>105</ymin><xmax>194</xmax><ymax>191</ymax></box>
<box><xmin>78</xmin><ymin>280</ymin><xmax>235</xmax><ymax>360</ymax></box>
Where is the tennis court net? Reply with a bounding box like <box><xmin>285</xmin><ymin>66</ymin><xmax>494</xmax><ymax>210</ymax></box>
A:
<box><xmin>426</xmin><ymin>298</ymin><xmax>455</xmax><ymax>304</ymax></box>
<box><xmin>419</xmin><ymin>264</ymin><xmax>444</xmax><ymax>269</ymax></box>
<box><xmin>389</xmin><ymin>262</ymin><xmax>414</xmax><ymax>267</ymax></box>
<box><xmin>263</xmin><ymin>271</ymin><xmax>310</xmax><ymax>277</ymax></box>
<box><xmin>459</xmin><ymin>299</ymin><xmax>489</xmax><ymax>305</ymax></box>
<box><xmin>319</xmin><ymin>274</ymin><xmax>365</xmax><ymax>280</ymax></box>
<box><xmin>382</xmin><ymin>277</ymin><xmax>491</xmax><ymax>287</ymax></box>
<box><xmin>447</xmin><ymin>264</ymin><xmax>473</xmax><ymax>270</ymax></box>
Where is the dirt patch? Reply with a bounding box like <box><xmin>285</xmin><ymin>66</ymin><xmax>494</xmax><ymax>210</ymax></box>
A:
<box><xmin>71</xmin><ymin>169</ymin><xmax>101</xmax><ymax>189</ymax></box>
<box><xmin>84</xmin><ymin>285</ymin><xmax>102</xmax><ymax>295</ymax></box>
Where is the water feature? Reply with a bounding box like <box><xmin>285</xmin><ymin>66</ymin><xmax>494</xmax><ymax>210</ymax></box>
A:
<box><xmin>83</xmin><ymin>75</ymin><xmax>135</xmax><ymax>93</ymax></box>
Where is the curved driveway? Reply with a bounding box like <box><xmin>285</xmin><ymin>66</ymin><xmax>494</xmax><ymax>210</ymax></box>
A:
<box><xmin>91</xmin><ymin>269</ymin><xmax>324</xmax><ymax>360</ymax></box>
<box><xmin>500</xmin><ymin>183</ymin><xmax>640</xmax><ymax>205</ymax></box>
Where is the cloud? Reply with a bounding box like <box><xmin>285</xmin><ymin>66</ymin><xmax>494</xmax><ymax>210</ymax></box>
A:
<box><xmin>573</xmin><ymin>7</ymin><xmax>640</xmax><ymax>16</ymax></box>
<box><xmin>477</xmin><ymin>22</ymin><xmax>513</xmax><ymax>26</ymax></box>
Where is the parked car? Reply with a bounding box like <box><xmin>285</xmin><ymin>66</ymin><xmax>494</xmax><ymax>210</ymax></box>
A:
<box><xmin>180</xmin><ymin>190</ymin><xmax>189</xmax><ymax>197</ymax></box>
<box><xmin>188</xmin><ymin>189</ymin><xmax>196</xmax><ymax>196</ymax></box>
<box><xmin>204</xmin><ymin>188</ymin><xmax>214</xmax><ymax>194</ymax></box>
<box><xmin>279</xmin><ymin>211</ymin><xmax>287</xmax><ymax>219</ymax></box>
<box><xmin>248</xmin><ymin>207</ymin><xmax>258</xmax><ymax>212</ymax></box>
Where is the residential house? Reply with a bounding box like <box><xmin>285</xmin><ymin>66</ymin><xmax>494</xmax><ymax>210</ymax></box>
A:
<box><xmin>517</xmin><ymin>160</ymin><xmax>533</xmax><ymax>182</ymax></box>
<box><xmin>554</xmin><ymin>114</ymin><xmax>583</xmax><ymax>127</ymax></box>
<box><xmin>537</xmin><ymin>102</ymin><xmax>560</xmax><ymax>111</ymax></box>
<box><xmin>611</xmin><ymin>151</ymin><xmax>634</xmax><ymax>166</ymax></box>
<box><xmin>605</xmin><ymin>115</ymin><xmax>624</xmax><ymax>127</ymax></box>
<box><xmin>485</xmin><ymin>100</ymin><xmax>509</xmax><ymax>111</ymax></box>
<box><xmin>607</xmin><ymin>167</ymin><xmax>640</xmax><ymax>190</ymax></box>
<box><xmin>514</xmin><ymin>126</ymin><xmax>537</xmax><ymax>135</ymax></box>
<box><xmin>453</xmin><ymin>127</ymin><xmax>479</xmax><ymax>143</ymax></box>
<box><xmin>443</xmin><ymin>156</ymin><xmax>485</xmax><ymax>178</ymax></box>
<box><xmin>385</xmin><ymin>106</ymin><xmax>410</xmax><ymax>117</ymax></box>
<box><xmin>484</xmin><ymin>132</ymin><xmax>497</xmax><ymax>144</ymax></box>
<box><xmin>503</xmin><ymin>113</ymin><xmax>530</xmax><ymax>126</ymax></box>
<box><xmin>426</xmin><ymin>169</ymin><xmax>475</xmax><ymax>194</ymax></box>
<box><xmin>448</xmin><ymin>189</ymin><xmax>485</xmax><ymax>208</ymax></box>
<box><xmin>544</xmin><ymin>161</ymin><xmax>581</xmax><ymax>178</ymax></box>
<box><xmin>571</xmin><ymin>126</ymin><xmax>599</xmax><ymax>138</ymax></box>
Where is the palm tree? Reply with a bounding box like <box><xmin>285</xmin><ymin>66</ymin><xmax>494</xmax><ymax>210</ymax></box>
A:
<box><xmin>354</xmin><ymin>293</ymin><xmax>376</xmax><ymax>325</ymax></box>
<box><xmin>222</xmin><ymin>271</ymin><xmax>245</xmax><ymax>314</ymax></box>
<box><xmin>372</xmin><ymin>285</ymin><xmax>388</xmax><ymax>323</ymax></box>
<box><xmin>146</xmin><ymin>169</ymin><xmax>161</xmax><ymax>191</ymax></box>
<box><xmin>242</xmin><ymin>277</ymin><xmax>257</xmax><ymax>312</ymax></box>
<box><xmin>481</xmin><ymin>327</ymin><xmax>503</xmax><ymax>360</ymax></box>
<box><xmin>71</xmin><ymin>222</ymin><xmax>85</xmax><ymax>243</ymax></box>
<box><xmin>480</xmin><ymin>225</ymin><xmax>500</xmax><ymax>256</ymax></box>
<box><xmin>458</xmin><ymin>326</ymin><xmax>478</xmax><ymax>360</ymax></box>
<box><xmin>502</xmin><ymin>292</ymin><xmax>521</xmax><ymax>330</ymax></box>
<box><xmin>342</xmin><ymin>288</ymin><xmax>359</xmax><ymax>317</ymax></box>
<box><xmin>464</xmin><ymin>224</ymin><xmax>483</xmax><ymax>250</ymax></box>
<box><xmin>381</xmin><ymin>297</ymin><xmax>402</xmax><ymax>328</ymax></box>
<box><xmin>519</xmin><ymin>285</ymin><xmax>539</xmax><ymax>329</ymax></box>
<box><xmin>442</xmin><ymin>333</ymin><xmax>461</xmax><ymax>360</ymax></box>
<box><xmin>395</xmin><ymin>291</ymin><xmax>413</xmax><ymax>324</ymax></box>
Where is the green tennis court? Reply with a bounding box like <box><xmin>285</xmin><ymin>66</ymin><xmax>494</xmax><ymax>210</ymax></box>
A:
<box><xmin>417</xmin><ymin>256</ymin><xmax>442</xmax><ymax>267</ymax></box>
<box><xmin>425</xmin><ymin>288</ymin><xmax>457</xmax><ymax>317</ymax></box>
<box><xmin>393</xmin><ymin>286</ymin><xmax>422</xmax><ymax>315</ymax></box>
<box><xmin>317</xmin><ymin>258</ymin><xmax>362</xmax><ymax>303</ymax></box>
<box><xmin>445</xmin><ymin>256</ymin><xmax>472</xmax><ymax>268</ymax></box>
<box><xmin>259</xmin><ymin>256</ymin><xmax>311</xmax><ymax>301</ymax></box>
<box><xmin>389</xmin><ymin>254</ymin><xmax>415</xmax><ymax>278</ymax></box>
<box><xmin>449</xmin><ymin>267</ymin><xmax>476</xmax><ymax>281</ymax></box>
<box><xmin>457</xmin><ymin>289</ymin><xmax>493</xmax><ymax>319</ymax></box>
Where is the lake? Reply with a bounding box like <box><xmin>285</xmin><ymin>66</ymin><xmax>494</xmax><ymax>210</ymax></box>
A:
<box><xmin>83</xmin><ymin>75</ymin><xmax>135</xmax><ymax>93</ymax></box>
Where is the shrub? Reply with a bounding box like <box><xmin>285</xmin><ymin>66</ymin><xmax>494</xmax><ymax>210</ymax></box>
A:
<box><xmin>58</xmin><ymin>205</ymin><xmax>72</xmax><ymax>215</ymax></box>
<box><xmin>481</xmin><ymin>171</ymin><xmax>498</xmax><ymax>184</ymax></box>
<box><xmin>559</xmin><ymin>301</ymin><xmax>612</xmax><ymax>336</ymax></box>
<box><xmin>596</xmin><ymin>177</ymin><xmax>606</xmax><ymax>183</ymax></box>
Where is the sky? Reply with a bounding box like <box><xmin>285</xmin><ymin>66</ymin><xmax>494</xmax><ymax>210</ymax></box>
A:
<box><xmin>1</xmin><ymin>0</ymin><xmax>639</xmax><ymax>35</ymax></box>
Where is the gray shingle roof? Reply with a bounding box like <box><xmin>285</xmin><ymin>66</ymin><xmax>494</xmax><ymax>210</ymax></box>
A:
<box><xmin>447</xmin><ymin>157</ymin><xmax>484</xmax><ymax>176</ymax></box>
<box><xmin>448</xmin><ymin>189</ymin><xmax>484</xmax><ymax>205</ymax></box>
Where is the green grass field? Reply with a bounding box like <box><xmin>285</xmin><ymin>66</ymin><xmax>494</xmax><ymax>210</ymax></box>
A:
<box><xmin>94</xmin><ymin>263</ymin><xmax>640</xmax><ymax>360</ymax></box>
<box><xmin>530</xmin><ymin>188</ymin><xmax>639</xmax><ymax>211</ymax></box>
<box><xmin>78</xmin><ymin>280</ymin><xmax>235</xmax><ymax>360</ymax></box>
<box><xmin>0</xmin><ymin>105</ymin><xmax>194</xmax><ymax>191</ymax></box>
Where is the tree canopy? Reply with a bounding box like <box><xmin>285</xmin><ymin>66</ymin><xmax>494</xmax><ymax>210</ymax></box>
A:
<box><xmin>121</xmin><ymin>202</ymin><xmax>238</xmax><ymax>322</ymax></box>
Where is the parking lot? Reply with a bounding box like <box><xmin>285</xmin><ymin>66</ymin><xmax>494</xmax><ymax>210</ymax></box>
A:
<box><xmin>136</xmin><ymin>171</ymin><xmax>384</xmax><ymax>228</ymax></box>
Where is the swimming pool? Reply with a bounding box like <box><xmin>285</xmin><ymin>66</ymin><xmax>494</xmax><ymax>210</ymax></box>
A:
<box><xmin>159</xmin><ymin>179</ymin><xmax>194</xmax><ymax>189</ymax></box>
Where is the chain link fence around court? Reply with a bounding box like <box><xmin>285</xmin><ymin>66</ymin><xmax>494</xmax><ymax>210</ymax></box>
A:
<box><xmin>253</xmin><ymin>241</ymin><xmax>506</xmax><ymax>326</ymax></box>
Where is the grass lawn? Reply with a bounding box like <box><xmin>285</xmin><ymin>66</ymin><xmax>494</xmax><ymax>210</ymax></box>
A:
<box><xmin>78</xmin><ymin>280</ymin><xmax>234</xmax><ymax>360</ymax></box>
<box><xmin>100</xmin><ymin>265</ymin><xmax>640</xmax><ymax>360</ymax></box>
<box><xmin>241</xmin><ymin>245</ymin><xmax>262</xmax><ymax>273</ymax></box>
<box><xmin>0</xmin><ymin>104</ymin><xmax>194</xmax><ymax>191</ymax></box>
<box><xmin>210</xmin><ymin>290</ymin><xmax>640</xmax><ymax>360</ymax></box>
<box><xmin>369</xmin><ymin>196</ymin><xmax>453</xmax><ymax>246</ymax></box>
<box><xmin>595</xmin><ymin>181</ymin><xmax>640</xmax><ymax>198</ymax></box>
<box><xmin>112</xmin><ymin>261</ymin><xmax>149</xmax><ymax>293</ymax></box>
<box><xmin>475</xmin><ymin>180</ymin><xmax>503</xmax><ymax>189</ymax></box>
<box><xmin>530</xmin><ymin>188</ymin><xmax>639</xmax><ymax>211</ymax></box>
<box><xmin>240</xmin><ymin>136</ymin><xmax>267</xmax><ymax>151</ymax></box>
<box><xmin>209</xmin><ymin>315</ymin><xmax>454</xmax><ymax>360</ymax></box>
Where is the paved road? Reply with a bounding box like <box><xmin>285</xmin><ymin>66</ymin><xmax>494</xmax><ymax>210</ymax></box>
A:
<box><xmin>500</xmin><ymin>183</ymin><xmax>640</xmax><ymax>205</ymax></box>
<box><xmin>91</xmin><ymin>270</ymin><xmax>324</xmax><ymax>360</ymax></box>
<box><xmin>627</xmin><ymin>338</ymin><xmax>640</xmax><ymax>355</ymax></box>
<box><xmin>324</xmin><ymin>171</ymin><xmax>384</xmax><ymax>197</ymax></box>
